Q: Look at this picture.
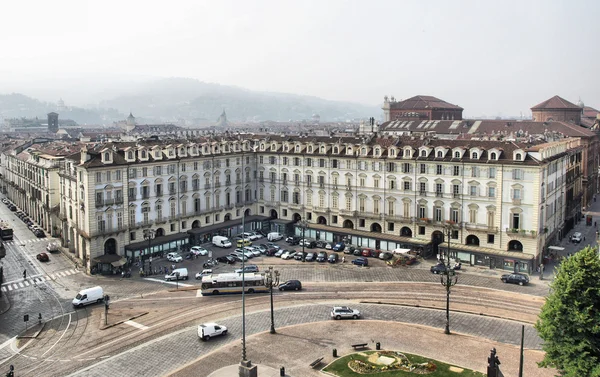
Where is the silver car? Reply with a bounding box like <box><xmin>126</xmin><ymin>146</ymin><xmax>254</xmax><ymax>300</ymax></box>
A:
<box><xmin>330</xmin><ymin>306</ymin><xmax>361</xmax><ymax>320</ymax></box>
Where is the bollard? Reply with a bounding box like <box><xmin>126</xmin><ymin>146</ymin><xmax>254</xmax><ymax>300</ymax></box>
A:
<box><xmin>280</xmin><ymin>366</ymin><xmax>285</xmax><ymax>376</ymax></box>
<box><xmin>333</xmin><ymin>348</ymin><xmax>338</xmax><ymax>357</ymax></box>
<box><xmin>376</xmin><ymin>342</ymin><xmax>381</xmax><ymax>350</ymax></box>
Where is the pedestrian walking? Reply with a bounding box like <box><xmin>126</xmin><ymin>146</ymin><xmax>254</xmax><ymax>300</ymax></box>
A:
<box><xmin>23</xmin><ymin>270</ymin><xmax>27</xmax><ymax>279</ymax></box>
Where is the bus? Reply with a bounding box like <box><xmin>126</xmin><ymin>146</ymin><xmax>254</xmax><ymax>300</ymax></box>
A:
<box><xmin>200</xmin><ymin>272</ymin><xmax>269</xmax><ymax>295</ymax></box>
<box><xmin>0</xmin><ymin>223</ymin><xmax>13</xmax><ymax>241</ymax></box>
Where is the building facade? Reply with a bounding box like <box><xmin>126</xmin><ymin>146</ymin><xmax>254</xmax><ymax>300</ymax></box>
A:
<box><xmin>382</xmin><ymin>95</ymin><xmax>463</xmax><ymax>123</ymax></box>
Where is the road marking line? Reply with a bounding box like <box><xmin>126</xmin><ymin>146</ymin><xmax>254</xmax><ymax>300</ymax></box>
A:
<box><xmin>23</xmin><ymin>281</ymin><xmax>30</xmax><ymax>286</ymax></box>
<box><xmin>7</xmin><ymin>285</ymin><xmax>12</xmax><ymax>291</ymax></box>
<box><xmin>0</xmin><ymin>287</ymin><xmax>5</xmax><ymax>292</ymax></box>
<box><xmin>58</xmin><ymin>272</ymin><xmax>66</xmax><ymax>277</ymax></box>
<box><xmin>41</xmin><ymin>313</ymin><xmax>71</xmax><ymax>357</ymax></box>
<box><xmin>63</xmin><ymin>271</ymin><xmax>73</xmax><ymax>276</ymax></box>
<box><xmin>50</xmin><ymin>274</ymin><xmax>56</xmax><ymax>279</ymax></box>
<box><xmin>18</xmin><ymin>282</ymin><xmax>24</xmax><ymax>288</ymax></box>
<box><xmin>143</xmin><ymin>277</ymin><xmax>193</xmax><ymax>287</ymax></box>
<box><xmin>196</xmin><ymin>289</ymin><xmax>203</xmax><ymax>297</ymax></box>
<box><xmin>124</xmin><ymin>320</ymin><xmax>149</xmax><ymax>330</ymax></box>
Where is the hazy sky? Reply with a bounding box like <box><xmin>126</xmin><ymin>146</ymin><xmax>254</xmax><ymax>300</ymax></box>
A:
<box><xmin>1</xmin><ymin>0</ymin><xmax>598</xmax><ymax>117</ymax></box>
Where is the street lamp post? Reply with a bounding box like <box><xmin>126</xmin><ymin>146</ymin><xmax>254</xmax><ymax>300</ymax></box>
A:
<box><xmin>143</xmin><ymin>229</ymin><xmax>155</xmax><ymax>276</ymax></box>
<box><xmin>441</xmin><ymin>223</ymin><xmax>458</xmax><ymax>335</ymax></box>
<box><xmin>298</xmin><ymin>220</ymin><xmax>308</xmax><ymax>261</ymax></box>
<box><xmin>264</xmin><ymin>266</ymin><xmax>280</xmax><ymax>334</ymax></box>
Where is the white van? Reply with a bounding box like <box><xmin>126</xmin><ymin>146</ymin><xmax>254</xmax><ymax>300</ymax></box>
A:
<box><xmin>197</xmin><ymin>322</ymin><xmax>228</xmax><ymax>341</ymax></box>
<box><xmin>72</xmin><ymin>286</ymin><xmax>104</xmax><ymax>308</ymax></box>
<box><xmin>165</xmin><ymin>268</ymin><xmax>189</xmax><ymax>281</ymax></box>
<box><xmin>212</xmin><ymin>236</ymin><xmax>232</xmax><ymax>248</ymax></box>
<box><xmin>267</xmin><ymin>232</ymin><xmax>283</xmax><ymax>241</ymax></box>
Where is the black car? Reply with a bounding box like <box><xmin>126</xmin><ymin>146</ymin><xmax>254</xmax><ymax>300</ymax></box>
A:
<box><xmin>315</xmin><ymin>240</ymin><xmax>328</xmax><ymax>248</ymax></box>
<box><xmin>34</xmin><ymin>230</ymin><xmax>46</xmax><ymax>238</ymax></box>
<box><xmin>328</xmin><ymin>253</ymin><xmax>339</xmax><ymax>263</ymax></box>
<box><xmin>316</xmin><ymin>251</ymin><xmax>328</xmax><ymax>262</ymax></box>
<box><xmin>501</xmin><ymin>273</ymin><xmax>529</xmax><ymax>286</ymax></box>
<box><xmin>430</xmin><ymin>263</ymin><xmax>448</xmax><ymax>274</ymax></box>
<box><xmin>305</xmin><ymin>252</ymin><xmax>316</xmax><ymax>262</ymax></box>
<box><xmin>9</xmin><ymin>205</ymin><xmax>17</xmax><ymax>211</ymax></box>
<box><xmin>217</xmin><ymin>255</ymin><xmax>236</xmax><ymax>264</ymax></box>
<box><xmin>278</xmin><ymin>280</ymin><xmax>302</xmax><ymax>291</ymax></box>
<box><xmin>286</xmin><ymin>236</ymin><xmax>301</xmax><ymax>245</ymax></box>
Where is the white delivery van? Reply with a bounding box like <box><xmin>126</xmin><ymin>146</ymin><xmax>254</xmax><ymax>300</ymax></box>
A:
<box><xmin>267</xmin><ymin>232</ymin><xmax>283</xmax><ymax>241</ymax></box>
<box><xmin>197</xmin><ymin>322</ymin><xmax>228</xmax><ymax>341</ymax></box>
<box><xmin>212</xmin><ymin>236</ymin><xmax>232</xmax><ymax>248</ymax></box>
<box><xmin>165</xmin><ymin>268</ymin><xmax>189</xmax><ymax>281</ymax></box>
<box><xmin>72</xmin><ymin>286</ymin><xmax>104</xmax><ymax>308</ymax></box>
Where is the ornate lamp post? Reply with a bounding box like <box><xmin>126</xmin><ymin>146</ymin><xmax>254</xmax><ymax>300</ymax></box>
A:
<box><xmin>298</xmin><ymin>220</ymin><xmax>308</xmax><ymax>260</ymax></box>
<box><xmin>441</xmin><ymin>222</ymin><xmax>459</xmax><ymax>335</ymax></box>
<box><xmin>143</xmin><ymin>228</ymin><xmax>155</xmax><ymax>275</ymax></box>
<box><xmin>264</xmin><ymin>266</ymin><xmax>280</xmax><ymax>334</ymax></box>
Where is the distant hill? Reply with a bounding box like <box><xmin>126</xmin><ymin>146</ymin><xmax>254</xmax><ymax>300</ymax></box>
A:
<box><xmin>0</xmin><ymin>78</ymin><xmax>380</xmax><ymax>124</ymax></box>
<box><xmin>99</xmin><ymin>77</ymin><xmax>379</xmax><ymax>122</ymax></box>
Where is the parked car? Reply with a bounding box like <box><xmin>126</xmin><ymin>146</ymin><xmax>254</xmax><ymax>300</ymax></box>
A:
<box><xmin>430</xmin><ymin>263</ymin><xmax>448</xmax><ymax>274</ymax></box>
<box><xmin>36</xmin><ymin>252</ymin><xmax>50</xmax><ymax>262</ymax></box>
<box><xmin>571</xmin><ymin>232</ymin><xmax>583</xmax><ymax>243</ymax></box>
<box><xmin>235</xmin><ymin>264</ymin><xmax>259</xmax><ymax>274</ymax></box>
<box><xmin>279</xmin><ymin>280</ymin><xmax>302</xmax><ymax>291</ymax></box>
<box><xmin>353</xmin><ymin>248</ymin><xmax>363</xmax><ymax>256</ymax></box>
<box><xmin>216</xmin><ymin>255</ymin><xmax>236</xmax><ymax>264</ymax></box>
<box><xmin>251</xmin><ymin>231</ymin><xmax>263</xmax><ymax>239</ymax></box>
<box><xmin>332</xmin><ymin>242</ymin><xmax>346</xmax><ymax>252</ymax></box>
<box><xmin>331</xmin><ymin>306</ymin><xmax>361</xmax><ymax>320</ymax></box>
<box><xmin>34</xmin><ymin>229</ymin><xmax>46</xmax><ymax>238</ymax></box>
<box><xmin>305</xmin><ymin>252</ymin><xmax>316</xmax><ymax>262</ymax></box>
<box><xmin>190</xmin><ymin>246</ymin><xmax>209</xmax><ymax>256</ymax></box>
<box><xmin>266</xmin><ymin>242</ymin><xmax>280</xmax><ymax>250</ymax></box>
<box><xmin>501</xmin><ymin>273</ymin><xmax>530</xmax><ymax>286</ymax></box>
<box><xmin>282</xmin><ymin>251</ymin><xmax>297</xmax><ymax>260</ymax></box>
<box><xmin>379</xmin><ymin>252</ymin><xmax>393</xmax><ymax>261</ymax></box>
<box><xmin>280</xmin><ymin>250</ymin><xmax>291</xmax><ymax>259</ymax></box>
<box><xmin>195</xmin><ymin>269</ymin><xmax>213</xmax><ymax>279</ymax></box>
<box><xmin>46</xmin><ymin>242</ymin><xmax>60</xmax><ymax>253</ymax></box>
<box><xmin>328</xmin><ymin>253</ymin><xmax>339</xmax><ymax>263</ymax></box>
<box><xmin>315</xmin><ymin>240</ymin><xmax>328</xmax><ymax>248</ymax></box>
<box><xmin>246</xmin><ymin>232</ymin><xmax>260</xmax><ymax>241</ymax></box>
<box><xmin>325</xmin><ymin>243</ymin><xmax>332</xmax><ymax>250</ymax></box>
<box><xmin>229</xmin><ymin>253</ymin><xmax>248</xmax><ymax>262</ymax></box>
<box><xmin>294</xmin><ymin>251</ymin><xmax>307</xmax><ymax>260</ymax></box>
<box><xmin>300</xmin><ymin>239</ymin><xmax>317</xmax><ymax>248</ymax></box>
<box><xmin>198</xmin><ymin>323</ymin><xmax>228</xmax><ymax>341</ymax></box>
<box><xmin>275</xmin><ymin>248</ymin><xmax>286</xmax><ymax>257</ymax></box>
<box><xmin>352</xmin><ymin>257</ymin><xmax>369</xmax><ymax>266</ymax></box>
<box><xmin>265</xmin><ymin>247</ymin><xmax>279</xmax><ymax>256</ymax></box>
<box><xmin>256</xmin><ymin>244</ymin><xmax>268</xmax><ymax>252</ymax></box>
<box><xmin>316</xmin><ymin>251</ymin><xmax>328</xmax><ymax>262</ymax></box>
<box><xmin>286</xmin><ymin>236</ymin><xmax>301</xmax><ymax>245</ymax></box>
<box><xmin>167</xmin><ymin>252</ymin><xmax>183</xmax><ymax>262</ymax></box>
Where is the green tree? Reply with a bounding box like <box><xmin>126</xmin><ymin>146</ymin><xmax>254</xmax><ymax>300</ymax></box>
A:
<box><xmin>535</xmin><ymin>246</ymin><xmax>600</xmax><ymax>376</ymax></box>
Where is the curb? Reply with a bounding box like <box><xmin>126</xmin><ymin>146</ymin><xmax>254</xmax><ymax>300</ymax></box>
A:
<box><xmin>0</xmin><ymin>292</ymin><xmax>11</xmax><ymax>315</ymax></box>
<box><xmin>17</xmin><ymin>322</ymin><xmax>46</xmax><ymax>339</ymax></box>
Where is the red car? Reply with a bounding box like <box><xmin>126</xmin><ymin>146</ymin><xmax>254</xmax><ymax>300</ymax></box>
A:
<box><xmin>36</xmin><ymin>253</ymin><xmax>49</xmax><ymax>262</ymax></box>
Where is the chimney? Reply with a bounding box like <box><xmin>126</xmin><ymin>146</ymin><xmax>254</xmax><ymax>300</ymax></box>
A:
<box><xmin>80</xmin><ymin>145</ymin><xmax>89</xmax><ymax>164</ymax></box>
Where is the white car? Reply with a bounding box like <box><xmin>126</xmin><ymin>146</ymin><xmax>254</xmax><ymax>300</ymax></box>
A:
<box><xmin>282</xmin><ymin>251</ymin><xmax>297</xmax><ymax>260</ymax></box>
<box><xmin>195</xmin><ymin>269</ymin><xmax>213</xmax><ymax>279</ymax></box>
<box><xmin>325</xmin><ymin>243</ymin><xmax>333</xmax><ymax>250</ymax></box>
<box><xmin>244</xmin><ymin>246</ymin><xmax>261</xmax><ymax>257</ymax></box>
<box><xmin>198</xmin><ymin>323</ymin><xmax>228</xmax><ymax>341</ymax></box>
<box><xmin>251</xmin><ymin>231</ymin><xmax>264</xmax><ymax>239</ymax></box>
<box><xmin>190</xmin><ymin>246</ymin><xmax>209</xmax><ymax>256</ymax></box>
<box><xmin>571</xmin><ymin>232</ymin><xmax>582</xmax><ymax>243</ymax></box>
<box><xmin>331</xmin><ymin>306</ymin><xmax>361</xmax><ymax>320</ymax></box>
<box><xmin>167</xmin><ymin>253</ymin><xmax>183</xmax><ymax>262</ymax></box>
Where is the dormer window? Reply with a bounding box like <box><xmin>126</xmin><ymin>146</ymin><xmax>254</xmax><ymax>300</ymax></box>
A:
<box><xmin>155</xmin><ymin>150</ymin><xmax>161</xmax><ymax>158</ymax></box>
<box><xmin>295</xmin><ymin>145</ymin><xmax>300</xmax><ymax>152</ymax></box>
<box><xmin>515</xmin><ymin>153</ymin><xmax>522</xmax><ymax>161</ymax></box>
<box><xmin>141</xmin><ymin>150</ymin><xmax>147</xmax><ymax>159</ymax></box>
<box><xmin>308</xmin><ymin>146</ymin><xmax>313</xmax><ymax>153</ymax></box>
<box><xmin>454</xmin><ymin>151</ymin><xmax>460</xmax><ymax>158</ymax></box>
<box><xmin>180</xmin><ymin>148</ymin><xmax>185</xmax><ymax>155</ymax></box>
<box><xmin>490</xmin><ymin>152</ymin><xmax>497</xmax><ymax>160</ymax></box>
<box><xmin>421</xmin><ymin>150</ymin><xmax>427</xmax><ymax>157</ymax></box>
<box><xmin>104</xmin><ymin>152</ymin><xmax>110</xmax><ymax>160</ymax></box>
<box><xmin>320</xmin><ymin>146</ymin><xmax>325</xmax><ymax>153</ymax></box>
<box><xmin>437</xmin><ymin>151</ymin><xmax>443</xmax><ymax>158</ymax></box>
<box><xmin>128</xmin><ymin>151</ymin><xmax>133</xmax><ymax>159</ymax></box>
<box><xmin>271</xmin><ymin>143</ymin><xmax>277</xmax><ymax>150</ymax></box>
<box><xmin>333</xmin><ymin>147</ymin><xmax>338</xmax><ymax>154</ymax></box>
<box><xmin>472</xmin><ymin>152</ymin><xmax>478</xmax><ymax>159</ymax></box>
<box><xmin>347</xmin><ymin>147</ymin><xmax>353</xmax><ymax>155</ymax></box>
<box><xmin>169</xmin><ymin>149</ymin><xmax>174</xmax><ymax>156</ymax></box>
<box><xmin>389</xmin><ymin>149</ymin><xmax>395</xmax><ymax>157</ymax></box>
<box><xmin>374</xmin><ymin>148</ymin><xmax>380</xmax><ymax>156</ymax></box>
<box><xmin>361</xmin><ymin>148</ymin><xmax>366</xmax><ymax>155</ymax></box>
<box><xmin>260</xmin><ymin>143</ymin><xmax>265</xmax><ymax>151</ymax></box>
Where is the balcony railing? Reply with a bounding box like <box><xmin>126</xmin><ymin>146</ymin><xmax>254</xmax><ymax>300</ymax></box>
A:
<box><xmin>95</xmin><ymin>198</ymin><xmax>124</xmax><ymax>207</ymax></box>
<box><xmin>91</xmin><ymin>225</ymin><xmax>129</xmax><ymax>237</ymax></box>
<box><xmin>505</xmin><ymin>228</ymin><xmax>536</xmax><ymax>238</ymax></box>
<box><xmin>134</xmin><ymin>220</ymin><xmax>154</xmax><ymax>228</ymax></box>
<box><xmin>155</xmin><ymin>217</ymin><xmax>167</xmax><ymax>224</ymax></box>
<box><xmin>419</xmin><ymin>191</ymin><xmax>427</xmax><ymax>196</ymax></box>
<box><xmin>386</xmin><ymin>215</ymin><xmax>413</xmax><ymax>223</ymax></box>
<box><xmin>288</xmin><ymin>203</ymin><xmax>303</xmax><ymax>210</ymax></box>
<box><xmin>204</xmin><ymin>183</ymin><xmax>211</xmax><ymax>189</ymax></box>
<box><xmin>417</xmin><ymin>218</ymin><xmax>431</xmax><ymax>224</ymax></box>
<box><xmin>435</xmin><ymin>192</ymin><xmax>443</xmax><ymax>197</ymax></box>
<box><xmin>361</xmin><ymin>211</ymin><xmax>383</xmax><ymax>219</ymax></box>
<box><xmin>465</xmin><ymin>223</ymin><xmax>498</xmax><ymax>233</ymax></box>
<box><xmin>313</xmin><ymin>206</ymin><xmax>329</xmax><ymax>213</ymax></box>
<box><xmin>214</xmin><ymin>183</ymin><xmax>221</xmax><ymax>188</ymax></box>
<box><xmin>512</xmin><ymin>198</ymin><xmax>522</xmax><ymax>205</ymax></box>
<box><xmin>338</xmin><ymin>209</ymin><xmax>356</xmax><ymax>216</ymax></box>
<box><xmin>224</xmin><ymin>204</ymin><xmax>234</xmax><ymax>210</ymax></box>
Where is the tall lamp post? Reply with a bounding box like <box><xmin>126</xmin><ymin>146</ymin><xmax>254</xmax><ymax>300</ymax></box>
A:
<box><xmin>264</xmin><ymin>266</ymin><xmax>280</xmax><ymax>334</ymax></box>
<box><xmin>298</xmin><ymin>220</ymin><xmax>308</xmax><ymax>260</ymax></box>
<box><xmin>441</xmin><ymin>222</ymin><xmax>458</xmax><ymax>335</ymax></box>
<box><xmin>143</xmin><ymin>229</ymin><xmax>155</xmax><ymax>275</ymax></box>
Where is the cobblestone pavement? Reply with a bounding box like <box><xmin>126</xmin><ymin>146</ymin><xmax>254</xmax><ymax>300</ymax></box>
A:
<box><xmin>67</xmin><ymin>302</ymin><xmax>543</xmax><ymax>377</ymax></box>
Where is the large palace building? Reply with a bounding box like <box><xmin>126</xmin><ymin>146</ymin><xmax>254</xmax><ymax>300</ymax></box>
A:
<box><xmin>0</xmin><ymin>134</ymin><xmax>583</xmax><ymax>275</ymax></box>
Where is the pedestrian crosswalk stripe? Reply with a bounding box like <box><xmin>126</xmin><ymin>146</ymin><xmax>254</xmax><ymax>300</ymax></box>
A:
<box><xmin>7</xmin><ymin>285</ymin><xmax>12</xmax><ymax>291</ymax></box>
<box><xmin>23</xmin><ymin>281</ymin><xmax>29</xmax><ymax>286</ymax></box>
<box><xmin>18</xmin><ymin>282</ymin><xmax>24</xmax><ymax>288</ymax></box>
<box><xmin>1</xmin><ymin>287</ymin><xmax>6</xmax><ymax>292</ymax></box>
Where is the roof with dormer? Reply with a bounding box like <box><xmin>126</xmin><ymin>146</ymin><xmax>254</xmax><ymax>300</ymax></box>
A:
<box><xmin>389</xmin><ymin>95</ymin><xmax>463</xmax><ymax>111</ymax></box>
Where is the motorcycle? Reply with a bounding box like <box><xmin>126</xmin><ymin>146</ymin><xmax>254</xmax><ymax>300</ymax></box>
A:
<box><xmin>203</xmin><ymin>259</ymin><xmax>218</xmax><ymax>268</ymax></box>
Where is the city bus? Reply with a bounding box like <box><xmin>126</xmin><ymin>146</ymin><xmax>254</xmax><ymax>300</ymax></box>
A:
<box><xmin>200</xmin><ymin>272</ymin><xmax>269</xmax><ymax>295</ymax></box>
<box><xmin>0</xmin><ymin>223</ymin><xmax>13</xmax><ymax>241</ymax></box>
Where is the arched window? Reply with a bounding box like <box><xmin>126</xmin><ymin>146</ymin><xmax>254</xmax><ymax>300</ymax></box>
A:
<box><xmin>141</xmin><ymin>150</ymin><xmax>146</xmax><ymax>158</ymax></box>
<box><xmin>490</xmin><ymin>152</ymin><xmax>497</xmax><ymax>160</ymax></box>
<box><xmin>104</xmin><ymin>152</ymin><xmax>110</xmax><ymax>160</ymax></box>
<box><xmin>437</xmin><ymin>151</ymin><xmax>443</xmax><ymax>158</ymax></box>
<box><xmin>127</xmin><ymin>151</ymin><xmax>133</xmax><ymax>159</ymax></box>
<box><xmin>375</xmin><ymin>148</ymin><xmax>380</xmax><ymax>155</ymax></box>
<box><xmin>421</xmin><ymin>150</ymin><xmax>427</xmax><ymax>157</ymax></box>
<box><xmin>320</xmin><ymin>146</ymin><xmax>325</xmax><ymax>153</ymax></box>
<box><xmin>515</xmin><ymin>153</ymin><xmax>522</xmax><ymax>160</ymax></box>
<box><xmin>333</xmin><ymin>147</ymin><xmax>338</xmax><ymax>153</ymax></box>
<box><xmin>454</xmin><ymin>151</ymin><xmax>460</xmax><ymax>158</ymax></box>
<box><xmin>295</xmin><ymin>145</ymin><xmax>300</xmax><ymax>152</ymax></box>
<box><xmin>472</xmin><ymin>152</ymin><xmax>478</xmax><ymax>159</ymax></box>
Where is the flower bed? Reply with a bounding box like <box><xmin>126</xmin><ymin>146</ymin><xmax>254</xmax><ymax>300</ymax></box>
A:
<box><xmin>348</xmin><ymin>351</ymin><xmax>436</xmax><ymax>374</ymax></box>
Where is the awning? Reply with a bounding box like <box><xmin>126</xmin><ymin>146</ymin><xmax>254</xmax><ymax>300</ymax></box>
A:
<box><xmin>548</xmin><ymin>246</ymin><xmax>565</xmax><ymax>251</ymax></box>
<box><xmin>187</xmin><ymin>215</ymin><xmax>270</xmax><ymax>235</ymax></box>
<box><xmin>306</xmin><ymin>223</ymin><xmax>432</xmax><ymax>245</ymax></box>
<box><xmin>111</xmin><ymin>258</ymin><xmax>127</xmax><ymax>267</ymax></box>
<box><xmin>125</xmin><ymin>231</ymin><xmax>190</xmax><ymax>251</ymax></box>
<box><xmin>93</xmin><ymin>254</ymin><xmax>122</xmax><ymax>263</ymax></box>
